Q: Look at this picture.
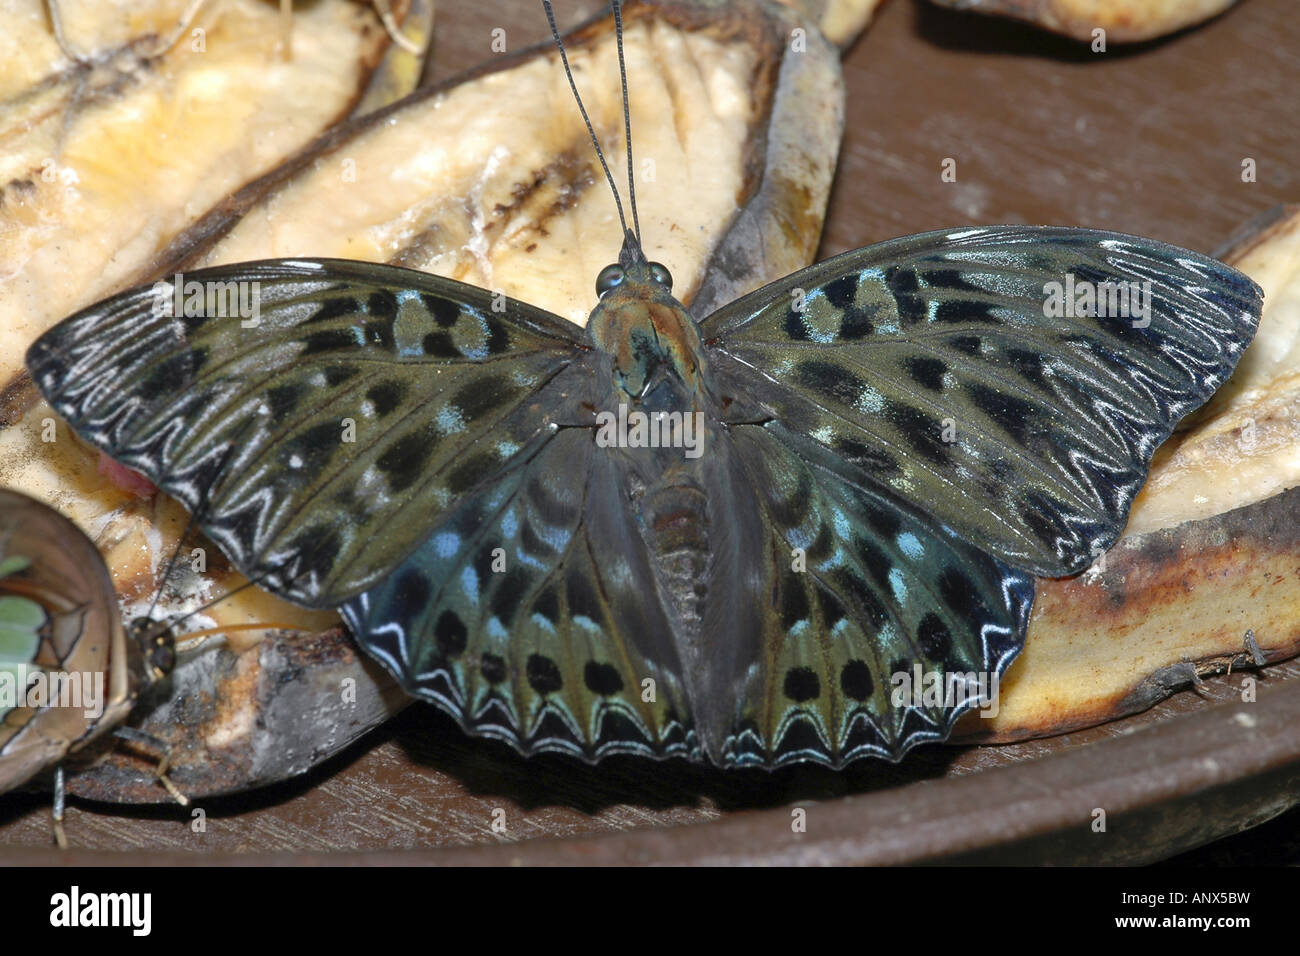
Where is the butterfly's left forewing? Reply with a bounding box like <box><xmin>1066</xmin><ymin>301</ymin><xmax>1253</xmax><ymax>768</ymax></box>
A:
<box><xmin>28</xmin><ymin>259</ymin><xmax>599</xmax><ymax>607</ymax></box>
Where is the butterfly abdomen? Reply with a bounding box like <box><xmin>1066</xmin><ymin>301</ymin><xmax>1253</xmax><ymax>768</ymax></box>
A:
<box><xmin>632</xmin><ymin>473</ymin><xmax>711</xmax><ymax>628</ymax></box>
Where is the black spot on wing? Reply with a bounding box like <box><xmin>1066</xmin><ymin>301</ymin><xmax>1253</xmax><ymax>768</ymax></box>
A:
<box><xmin>783</xmin><ymin>667</ymin><xmax>821</xmax><ymax>702</ymax></box>
<box><xmin>889</xmin><ymin>403</ymin><xmax>951</xmax><ymax>466</ymax></box>
<box><xmin>968</xmin><ymin>383</ymin><xmax>1038</xmax><ymax>446</ymax></box>
<box><xmin>323</xmin><ymin>364</ymin><xmax>359</xmax><ymax>387</ymax></box>
<box><xmin>285</xmin><ymin>422</ymin><xmax>342</xmax><ymax>472</ymax></box>
<box><xmin>376</xmin><ymin>431</ymin><xmax>434</xmax><ymax>494</ymax></box>
<box><xmin>137</xmin><ymin>350</ymin><xmax>202</xmax><ymax>400</ymax></box>
<box><xmin>310</xmin><ymin>295</ymin><xmax>362</xmax><ymax>325</ymax></box>
<box><xmin>840</xmin><ymin>659</ymin><xmax>874</xmax><ymax>701</ymax></box>
<box><xmin>533</xmin><ymin>585</ymin><xmax>561</xmax><ymax>625</ymax></box>
<box><xmin>287</xmin><ymin>524</ymin><xmax>342</xmax><ymax>585</ymax></box>
<box><xmin>822</xmin><ymin>275</ymin><xmax>858</xmax><ymax>310</ymax></box>
<box><xmin>860</xmin><ymin>541</ymin><xmax>893</xmax><ymax>591</ymax></box>
<box><xmin>905</xmin><ymin>356</ymin><xmax>947</xmax><ymax>391</ymax></box>
<box><xmin>485</xmin><ymin>317</ymin><xmax>511</xmax><ymax>355</ymax></box>
<box><xmin>480</xmin><ymin>652</ymin><xmax>507</xmax><ymax>684</ymax></box>
<box><xmin>366</xmin><ymin>380</ymin><xmax>406</xmax><ymax>417</ymax></box>
<box><xmin>917</xmin><ymin>612</ymin><xmax>952</xmax><ymax>660</ymax></box>
<box><xmin>584</xmin><ymin>661</ymin><xmax>624</xmax><ymax>696</ymax></box>
<box><xmin>832</xmin><ymin>437</ymin><xmax>903</xmax><ymax>479</ymax></box>
<box><xmin>452</xmin><ymin>375</ymin><xmax>518</xmax><ymax>420</ymax></box>
<box><xmin>783</xmin><ymin>309</ymin><xmax>810</xmax><ymax>342</ymax></box>
<box><xmin>364</xmin><ymin>319</ymin><xmax>396</xmax><ymax>351</ymax></box>
<box><xmin>839</xmin><ymin>309</ymin><xmax>873</xmax><ymax>340</ymax></box>
<box><xmin>835</xmin><ymin>568</ymin><xmax>888</xmax><ymax>630</ymax></box>
<box><xmin>421</xmin><ymin>293</ymin><xmax>462</xmax><ymax>328</ymax></box>
<box><xmin>301</xmin><ymin>327</ymin><xmax>360</xmax><ymax>356</ymax></box>
<box><xmin>805</xmin><ymin>521</ymin><xmax>835</xmax><ymax>563</ymax></box>
<box><xmin>924</xmin><ymin>268</ymin><xmax>986</xmax><ymax>293</ymax></box>
<box><xmin>421</xmin><ymin>331</ymin><xmax>462</xmax><ymax>358</ymax></box>
<box><xmin>819</xmin><ymin>589</ymin><xmax>847</xmax><ymax>629</ymax></box>
<box><xmin>394</xmin><ymin>568</ymin><xmax>432</xmax><ymax>620</ymax></box>
<box><xmin>1006</xmin><ymin>348</ymin><xmax>1048</xmax><ymax>388</ymax></box>
<box><xmin>865</xmin><ymin>503</ymin><xmax>902</xmax><ymax>540</ymax></box>
<box><xmin>779</xmin><ymin>573</ymin><xmax>810</xmax><ymax>631</ymax></box>
<box><xmin>795</xmin><ymin>360</ymin><xmax>868</xmax><ymax>407</ymax></box>
<box><xmin>526</xmin><ymin>654</ymin><xmax>563</xmax><ymax>695</ymax></box>
<box><xmin>366</xmin><ymin>289</ymin><xmax>398</xmax><ymax>320</ymax></box>
<box><xmin>489</xmin><ymin>567</ymin><xmax>530</xmax><ymax>624</ymax></box>
<box><xmin>565</xmin><ymin>567</ymin><xmax>603</xmax><ymax>623</ymax></box>
<box><xmin>934</xmin><ymin>297</ymin><xmax>989</xmax><ymax>325</ymax></box>
<box><xmin>937</xmin><ymin>566</ymin><xmax>981</xmax><ymax>622</ymax></box>
<box><xmin>434</xmin><ymin>610</ymin><xmax>468</xmax><ymax>657</ymax></box>
<box><xmin>446</xmin><ymin>450</ymin><xmax>497</xmax><ymax>496</ymax></box>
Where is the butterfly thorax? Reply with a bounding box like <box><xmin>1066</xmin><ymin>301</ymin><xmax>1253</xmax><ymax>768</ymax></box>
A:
<box><xmin>587</xmin><ymin>273</ymin><xmax>711</xmax><ymax>409</ymax></box>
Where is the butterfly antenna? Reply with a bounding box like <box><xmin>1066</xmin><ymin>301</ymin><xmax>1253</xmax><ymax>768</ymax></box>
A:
<box><xmin>543</xmin><ymin>1</ymin><xmax>629</xmax><ymax>239</ymax></box>
<box><xmin>611</xmin><ymin>0</ymin><xmax>641</xmax><ymax>245</ymax></box>
<box><xmin>155</xmin><ymin>543</ymin><xmax>333</xmax><ymax>641</ymax></box>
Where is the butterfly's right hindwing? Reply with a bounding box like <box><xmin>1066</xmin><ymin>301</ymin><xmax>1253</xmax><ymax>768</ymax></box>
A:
<box><xmin>710</xmin><ymin>423</ymin><xmax>1032</xmax><ymax>767</ymax></box>
<box><xmin>27</xmin><ymin>259</ymin><xmax>598</xmax><ymax>607</ymax></box>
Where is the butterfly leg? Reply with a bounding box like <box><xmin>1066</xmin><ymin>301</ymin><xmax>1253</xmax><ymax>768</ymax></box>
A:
<box><xmin>111</xmin><ymin>727</ymin><xmax>190</xmax><ymax>807</ymax></box>
<box><xmin>51</xmin><ymin>764</ymin><xmax>68</xmax><ymax>849</ymax></box>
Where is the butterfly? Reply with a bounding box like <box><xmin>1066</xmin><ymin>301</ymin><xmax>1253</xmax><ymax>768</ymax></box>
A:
<box><xmin>0</xmin><ymin>487</ymin><xmax>185</xmax><ymax>842</ymax></box>
<box><xmin>24</xmin><ymin>0</ymin><xmax>1263</xmax><ymax>770</ymax></box>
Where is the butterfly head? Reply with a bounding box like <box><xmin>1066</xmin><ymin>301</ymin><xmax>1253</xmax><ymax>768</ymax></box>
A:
<box><xmin>125</xmin><ymin>617</ymin><xmax>177</xmax><ymax>688</ymax></box>
<box><xmin>595</xmin><ymin>229</ymin><xmax>673</xmax><ymax>298</ymax></box>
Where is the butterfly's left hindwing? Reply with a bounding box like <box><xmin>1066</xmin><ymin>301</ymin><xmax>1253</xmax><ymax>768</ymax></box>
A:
<box><xmin>27</xmin><ymin>260</ymin><xmax>598</xmax><ymax>607</ymax></box>
<box><xmin>342</xmin><ymin>427</ymin><xmax>698</xmax><ymax>761</ymax></box>
<box><xmin>702</xmin><ymin>226</ymin><xmax>1263</xmax><ymax>577</ymax></box>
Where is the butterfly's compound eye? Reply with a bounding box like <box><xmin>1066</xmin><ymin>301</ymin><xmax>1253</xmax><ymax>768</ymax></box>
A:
<box><xmin>596</xmin><ymin>264</ymin><xmax>626</xmax><ymax>297</ymax></box>
<box><xmin>151</xmin><ymin>631</ymin><xmax>176</xmax><ymax>676</ymax></box>
<box><xmin>649</xmin><ymin>261</ymin><xmax>673</xmax><ymax>291</ymax></box>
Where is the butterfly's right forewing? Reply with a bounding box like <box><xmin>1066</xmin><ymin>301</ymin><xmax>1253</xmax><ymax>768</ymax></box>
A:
<box><xmin>702</xmin><ymin>226</ymin><xmax>1263</xmax><ymax>578</ymax></box>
